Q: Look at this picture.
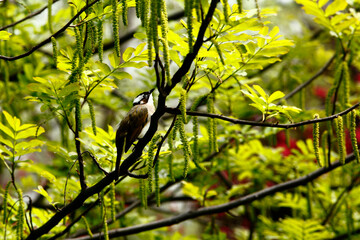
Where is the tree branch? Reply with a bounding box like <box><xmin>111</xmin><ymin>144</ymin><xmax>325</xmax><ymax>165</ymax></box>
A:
<box><xmin>0</xmin><ymin>0</ymin><xmax>99</xmax><ymax>61</ymax></box>
<box><xmin>165</xmin><ymin>102</ymin><xmax>359</xmax><ymax>129</ymax></box>
<box><xmin>284</xmin><ymin>54</ymin><xmax>336</xmax><ymax>101</ymax></box>
<box><xmin>0</xmin><ymin>0</ymin><xmax>60</xmax><ymax>31</ymax></box>
<box><xmin>65</xmin><ymin>154</ymin><xmax>357</xmax><ymax>239</ymax></box>
<box><xmin>25</xmin><ymin>1</ymin><xmax>219</xmax><ymax>238</ymax></box>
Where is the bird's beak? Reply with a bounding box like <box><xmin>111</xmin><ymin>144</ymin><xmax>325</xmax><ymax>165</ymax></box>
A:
<box><xmin>149</xmin><ymin>88</ymin><xmax>155</xmax><ymax>94</ymax></box>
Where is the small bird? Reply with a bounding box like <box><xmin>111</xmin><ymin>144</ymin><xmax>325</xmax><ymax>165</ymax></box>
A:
<box><xmin>115</xmin><ymin>88</ymin><xmax>155</xmax><ymax>177</ymax></box>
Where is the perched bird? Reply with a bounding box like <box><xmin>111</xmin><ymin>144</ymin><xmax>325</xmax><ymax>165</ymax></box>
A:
<box><xmin>115</xmin><ymin>89</ymin><xmax>155</xmax><ymax>177</ymax></box>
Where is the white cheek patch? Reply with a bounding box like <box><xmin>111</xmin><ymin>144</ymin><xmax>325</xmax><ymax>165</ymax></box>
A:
<box><xmin>133</xmin><ymin>95</ymin><xmax>144</xmax><ymax>105</ymax></box>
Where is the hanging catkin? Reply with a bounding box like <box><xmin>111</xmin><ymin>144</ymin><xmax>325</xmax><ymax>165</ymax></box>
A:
<box><xmin>342</xmin><ymin>61</ymin><xmax>350</xmax><ymax>109</ymax></box>
<box><xmin>48</xmin><ymin>0</ymin><xmax>53</xmax><ymax>34</ymax></box>
<box><xmin>321</xmin><ymin>131</ymin><xmax>329</xmax><ymax>168</ymax></box>
<box><xmin>121</xmin><ymin>0</ymin><xmax>128</xmax><ymax>26</ymax></box>
<box><xmin>110</xmin><ymin>181</ymin><xmax>116</xmax><ymax>221</ymax></box>
<box><xmin>154</xmin><ymin>159</ymin><xmax>161</xmax><ymax>206</ymax></box>
<box><xmin>185</xmin><ymin>0</ymin><xmax>194</xmax><ymax>52</ymax></box>
<box><xmin>3</xmin><ymin>181</ymin><xmax>11</xmax><ymax>224</ymax></box>
<box><xmin>222</xmin><ymin>0</ymin><xmax>229</xmax><ymax>23</ymax></box>
<box><xmin>100</xmin><ymin>191</ymin><xmax>109</xmax><ymax>240</ymax></box>
<box><xmin>334</xmin><ymin>116</ymin><xmax>346</xmax><ymax>164</ymax></box>
<box><xmin>51</xmin><ymin>37</ymin><xmax>57</xmax><ymax>67</ymax></box>
<box><xmin>313</xmin><ymin>114</ymin><xmax>321</xmax><ymax>167</ymax></box>
<box><xmin>177</xmin><ymin>118</ymin><xmax>191</xmax><ymax>177</ymax></box>
<box><xmin>350</xmin><ymin>110</ymin><xmax>360</xmax><ymax>163</ymax></box>
<box><xmin>167</xmin><ymin>129</ymin><xmax>174</xmax><ymax>181</ymax></box>
<box><xmin>88</xmin><ymin>100</ymin><xmax>97</xmax><ymax>135</ymax></box>
<box><xmin>112</xmin><ymin>0</ymin><xmax>121</xmax><ymax>57</ymax></box>
<box><xmin>147</xmin><ymin>134</ymin><xmax>161</xmax><ymax>193</ymax></box>
<box><xmin>160</xmin><ymin>0</ymin><xmax>171</xmax><ymax>84</ymax></box>
<box><xmin>180</xmin><ymin>89</ymin><xmax>187</xmax><ymax>123</ymax></box>
<box><xmin>97</xmin><ymin>19</ymin><xmax>104</xmax><ymax>62</ymax></box>
<box><xmin>16</xmin><ymin>188</ymin><xmax>24</xmax><ymax>240</ymax></box>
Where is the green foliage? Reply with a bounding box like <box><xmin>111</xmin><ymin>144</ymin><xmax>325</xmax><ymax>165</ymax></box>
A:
<box><xmin>1</xmin><ymin>0</ymin><xmax>360</xmax><ymax>239</ymax></box>
<box><xmin>241</xmin><ymin>84</ymin><xmax>301</xmax><ymax>121</ymax></box>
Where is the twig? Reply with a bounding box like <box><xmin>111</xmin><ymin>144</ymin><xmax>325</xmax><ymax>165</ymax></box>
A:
<box><xmin>25</xmin><ymin>1</ymin><xmax>219</xmax><ymax>238</ymax></box>
<box><xmin>0</xmin><ymin>0</ymin><xmax>99</xmax><ymax>61</ymax></box>
<box><xmin>0</xmin><ymin>0</ymin><xmax>60</xmax><ymax>31</ymax></box>
<box><xmin>283</xmin><ymin>54</ymin><xmax>336</xmax><ymax>101</ymax></box>
<box><xmin>65</xmin><ymin>153</ymin><xmax>357</xmax><ymax>239</ymax></box>
<box><xmin>165</xmin><ymin>103</ymin><xmax>359</xmax><ymax>129</ymax></box>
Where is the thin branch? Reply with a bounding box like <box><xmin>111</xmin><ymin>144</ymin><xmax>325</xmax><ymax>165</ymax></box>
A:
<box><xmin>165</xmin><ymin>0</ymin><xmax>220</xmax><ymax>94</ymax></box>
<box><xmin>165</xmin><ymin>103</ymin><xmax>360</xmax><ymax>129</ymax></box>
<box><xmin>0</xmin><ymin>0</ymin><xmax>60</xmax><ymax>31</ymax></box>
<box><xmin>283</xmin><ymin>54</ymin><xmax>336</xmax><ymax>101</ymax></box>
<box><xmin>0</xmin><ymin>0</ymin><xmax>99</xmax><ymax>61</ymax></box>
<box><xmin>26</xmin><ymin>1</ymin><xmax>219</xmax><ymax>238</ymax></box>
<box><xmin>65</xmin><ymin>153</ymin><xmax>357</xmax><ymax>239</ymax></box>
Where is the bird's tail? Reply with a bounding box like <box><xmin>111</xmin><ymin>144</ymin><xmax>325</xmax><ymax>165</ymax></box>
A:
<box><xmin>115</xmin><ymin>135</ymin><xmax>125</xmax><ymax>179</ymax></box>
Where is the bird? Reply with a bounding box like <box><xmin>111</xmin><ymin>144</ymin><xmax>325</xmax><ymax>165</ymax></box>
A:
<box><xmin>115</xmin><ymin>88</ymin><xmax>155</xmax><ymax>178</ymax></box>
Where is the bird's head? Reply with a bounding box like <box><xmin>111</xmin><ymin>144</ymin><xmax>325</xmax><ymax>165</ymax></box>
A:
<box><xmin>133</xmin><ymin>88</ymin><xmax>155</xmax><ymax>106</ymax></box>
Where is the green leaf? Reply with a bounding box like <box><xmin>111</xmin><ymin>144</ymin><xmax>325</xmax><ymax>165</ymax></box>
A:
<box><xmin>3</xmin><ymin>111</ymin><xmax>18</xmax><ymax>130</ymax></box>
<box><xmin>253</xmin><ymin>85</ymin><xmax>268</xmax><ymax>101</ymax></box>
<box><xmin>122</xmin><ymin>47</ymin><xmax>135</xmax><ymax>62</ymax></box>
<box><xmin>109</xmin><ymin>53</ymin><xmax>120</xmax><ymax>68</ymax></box>
<box><xmin>121</xmin><ymin>61</ymin><xmax>147</xmax><ymax>68</ymax></box>
<box><xmin>325</xmin><ymin>0</ymin><xmax>347</xmax><ymax>17</ymax></box>
<box><xmin>19</xmin><ymin>162</ymin><xmax>56</xmax><ymax>182</ymax></box>
<box><xmin>268</xmin><ymin>91</ymin><xmax>285</xmax><ymax>103</ymax></box>
<box><xmin>112</xmin><ymin>71</ymin><xmax>132</xmax><ymax>80</ymax></box>
<box><xmin>0</xmin><ymin>30</ymin><xmax>12</xmax><ymax>40</ymax></box>
<box><xmin>16</xmin><ymin>127</ymin><xmax>45</xmax><ymax>140</ymax></box>
<box><xmin>134</xmin><ymin>42</ymin><xmax>147</xmax><ymax>56</ymax></box>
<box><xmin>58</xmin><ymin>83</ymin><xmax>80</xmax><ymax>97</ymax></box>
<box><xmin>0</xmin><ymin>122</ymin><xmax>15</xmax><ymax>139</ymax></box>
<box><xmin>169</xmin><ymin>50</ymin><xmax>181</xmax><ymax>67</ymax></box>
<box><xmin>34</xmin><ymin>185</ymin><xmax>53</xmax><ymax>204</ymax></box>
<box><xmin>95</xmin><ymin>62</ymin><xmax>111</xmax><ymax>75</ymax></box>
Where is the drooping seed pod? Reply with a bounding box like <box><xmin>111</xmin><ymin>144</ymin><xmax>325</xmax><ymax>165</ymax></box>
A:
<box><xmin>110</xmin><ymin>181</ymin><xmax>116</xmax><ymax>221</ymax></box>
<box><xmin>16</xmin><ymin>188</ymin><xmax>24</xmax><ymax>240</ymax></box>
<box><xmin>139</xmin><ymin>169</ymin><xmax>148</xmax><ymax>208</ymax></box>
<box><xmin>342</xmin><ymin>61</ymin><xmax>350</xmax><ymax>109</ymax></box>
<box><xmin>237</xmin><ymin>0</ymin><xmax>242</xmax><ymax>13</ymax></box>
<box><xmin>88</xmin><ymin>100</ymin><xmax>97</xmax><ymax>135</ymax></box>
<box><xmin>221</xmin><ymin>0</ymin><xmax>229</xmax><ymax>23</ymax></box>
<box><xmin>185</xmin><ymin>0</ymin><xmax>193</xmax><ymax>52</ymax></box>
<box><xmin>51</xmin><ymin>37</ymin><xmax>57</xmax><ymax>67</ymax></box>
<box><xmin>100</xmin><ymin>191</ymin><xmax>109</xmax><ymax>240</ymax></box>
<box><xmin>313</xmin><ymin>114</ymin><xmax>321</xmax><ymax>167</ymax></box>
<box><xmin>75</xmin><ymin>98</ymin><xmax>82</xmax><ymax>131</ymax></box>
<box><xmin>97</xmin><ymin>19</ymin><xmax>104</xmax><ymax>62</ymax></box>
<box><xmin>82</xmin><ymin>216</ymin><xmax>93</xmax><ymax>237</ymax></box>
<box><xmin>177</xmin><ymin>118</ymin><xmax>191</xmax><ymax>177</ymax></box>
<box><xmin>167</xmin><ymin>129</ymin><xmax>174</xmax><ymax>181</ymax></box>
<box><xmin>180</xmin><ymin>88</ymin><xmax>187</xmax><ymax>124</ymax></box>
<box><xmin>334</xmin><ymin>116</ymin><xmax>346</xmax><ymax>164</ymax></box>
<box><xmin>154</xmin><ymin>158</ymin><xmax>160</xmax><ymax>206</ymax></box>
<box><xmin>321</xmin><ymin>130</ymin><xmax>329</xmax><ymax>168</ymax></box>
<box><xmin>350</xmin><ymin>110</ymin><xmax>360</xmax><ymax>163</ymax></box>
<box><xmin>3</xmin><ymin>181</ymin><xmax>11</xmax><ymax>224</ymax></box>
<box><xmin>147</xmin><ymin>134</ymin><xmax>161</xmax><ymax>193</ymax></box>
<box><xmin>112</xmin><ymin>0</ymin><xmax>121</xmax><ymax>57</ymax></box>
<box><xmin>48</xmin><ymin>0</ymin><xmax>53</xmax><ymax>34</ymax></box>
<box><xmin>121</xmin><ymin>0</ymin><xmax>128</xmax><ymax>26</ymax></box>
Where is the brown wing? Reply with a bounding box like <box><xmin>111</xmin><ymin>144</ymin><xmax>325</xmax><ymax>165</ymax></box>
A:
<box><xmin>117</xmin><ymin>105</ymin><xmax>149</xmax><ymax>153</ymax></box>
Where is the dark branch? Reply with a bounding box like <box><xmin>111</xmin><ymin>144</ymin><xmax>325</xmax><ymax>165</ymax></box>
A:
<box><xmin>283</xmin><ymin>54</ymin><xmax>336</xmax><ymax>101</ymax></box>
<box><xmin>165</xmin><ymin>102</ymin><xmax>360</xmax><ymax>129</ymax></box>
<box><xmin>66</xmin><ymin>154</ymin><xmax>357</xmax><ymax>239</ymax></box>
<box><xmin>0</xmin><ymin>0</ymin><xmax>99</xmax><ymax>61</ymax></box>
<box><xmin>0</xmin><ymin>0</ymin><xmax>60</xmax><ymax>31</ymax></box>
